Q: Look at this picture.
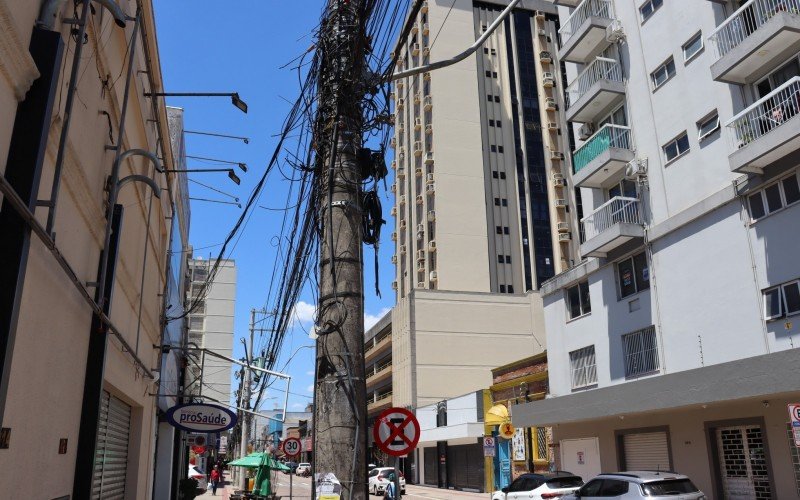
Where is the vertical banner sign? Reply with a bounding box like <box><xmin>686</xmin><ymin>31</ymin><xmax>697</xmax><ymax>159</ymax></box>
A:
<box><xmin>483</xmin><ymin>436</ymin><xmax>496</xmax><ymax>457</ymax></box>
<box><xmin>789</xmin><ymin>404</ymin><xmax>800</xmax><ymax>447</ymax></box>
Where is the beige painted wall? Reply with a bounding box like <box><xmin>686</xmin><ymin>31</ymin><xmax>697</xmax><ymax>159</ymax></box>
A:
<box><xmin>551</xmin><ymin>394</ymin><xmax>800</xmax><ymax>499</ymax></box>
<box><xmin>0</xmin><ymin>1</ymin><xmax>173</xmax><ymax>498</ymax></box>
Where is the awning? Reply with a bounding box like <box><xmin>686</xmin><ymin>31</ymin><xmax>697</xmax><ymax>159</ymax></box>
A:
<box><xmin>511</xmin><ymin>348</ymin><xmax>800</xmax><ymax>428</ymax></box>
<box><xmin>228</xmin><ymin>452</ymin><xmax>290</xmax><ymax>471</ymax></box>
<box><xmin>485</xmin><ymin>404</ymin><xmax>509</xmax><ymax>426</ymax></box>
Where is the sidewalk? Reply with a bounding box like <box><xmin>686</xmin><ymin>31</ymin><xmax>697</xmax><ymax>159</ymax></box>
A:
<box><xmin>195</xmin><ymin>471</ymin><xmax>231</xmax><ymax>499</ymax></box>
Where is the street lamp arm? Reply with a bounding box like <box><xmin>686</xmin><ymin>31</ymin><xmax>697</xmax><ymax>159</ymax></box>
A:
<box><xmin>119</xmin><ymin>148</ymin><xmax>163</xmax><ymax>173</ymax></box>
<box><xmin>117</xmin><ymin>175</ymin><xmax>161</xmax><ymax>199</ymax></box>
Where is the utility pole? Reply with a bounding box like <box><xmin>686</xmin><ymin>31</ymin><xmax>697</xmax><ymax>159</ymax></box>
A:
<box><xmin>239</xmin><ymin>307</ymin><xmax>257</xmax><ymax>491</ymax></box>
<box><xmin>313</xmin><ymin>0</ymin><xmax>370</xmax><ymax>498</ymax></box>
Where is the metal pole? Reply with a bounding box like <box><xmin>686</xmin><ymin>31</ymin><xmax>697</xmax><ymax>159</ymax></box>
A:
<box><xmin>395</xmin><ymin>456</ymin><xmax>401</xmax><ymax>499</ymax></box>
<box><xmin>240</xmin><ymin>308</ymin><xmax>255</xmax><ymax>491</ymax></box>
<box><xmin>313</xmin><ymin>1</ymin><xmax>369</xmax><ymax>498</ymax></box>
<box><xmin>45</xmin><ymin>0</ymin><xmax>91</xmax><ymax>236</ymax></box>
<box><xmin>290</xmin><ymin>468</ymin><xmax>293</xmax><ymax>499</ymax></box>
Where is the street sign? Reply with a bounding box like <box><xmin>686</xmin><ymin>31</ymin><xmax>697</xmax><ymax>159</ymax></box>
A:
<box><xmin>165</xmin><ymin>403</ymin><xmax>237</xmax><ymax>433</ymax></box>
<box><xmin>187</xmin><ymin>433</ymin><xmax>207</xmax><ymax>446</ymax></box>
<box><xmin>498</xmin><ymin>422</ymin><xmax>515</xmax><ymax>439</ymax></box>
<box><xmin>483</xmin><ymin>436</ymin><xmax>496</xmax><ymax>457</ymax></box>
<box><xmin>373</xmin><ymin>407</ymin><xmax>420</xmax><ymax>457</ymax></box>
<box><xmin>283</xmin><ymin>437</ymin><xmax>302</xmax><ymax>457</ymax></box>
<box><xmin>789</xmin><ymin>404</ymin><xmax>800</xmax><ymax>447</ymax></box>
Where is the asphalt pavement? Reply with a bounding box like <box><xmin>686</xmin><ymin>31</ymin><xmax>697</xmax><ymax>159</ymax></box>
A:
<box><xmin>273</xmin><ymin>474</ymin><xmax>491</xmax><ymax>499</ymax></box>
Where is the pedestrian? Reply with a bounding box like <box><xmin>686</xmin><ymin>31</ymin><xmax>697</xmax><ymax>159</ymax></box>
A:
<box><xmin>210</xmin><ymin>467</ymin><xmax>221</xmax><ymax>496</ymax></box>
<box><xmin>384</xmin><ymin>472</ymin><xmax>400</xmax><ymax>499</ymax></box>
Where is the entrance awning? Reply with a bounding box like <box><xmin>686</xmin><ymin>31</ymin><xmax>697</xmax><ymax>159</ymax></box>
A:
<box><xmin>511</xmin><ymin>348</ymin><xmax>800</xmax><ymax>428</ymax></box>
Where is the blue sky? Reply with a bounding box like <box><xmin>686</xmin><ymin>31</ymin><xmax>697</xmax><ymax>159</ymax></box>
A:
<box><xmin>153</xmin><ymin>2</ymin><xmax>395</xmax><ymax>413</ymax></box>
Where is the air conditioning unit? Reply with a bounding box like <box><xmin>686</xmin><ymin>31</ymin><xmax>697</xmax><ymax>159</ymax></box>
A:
<box><xmin>414</xmin><ymin>141</ymin><xmax>423</xmax><ymax>155</ymax></box>
<box><xmin>390</xmin><ymin>137</ymin><xmax>397</xmax><ymax>149</ymax></box>
<box><xmin>392</xmin><ymin>280</ymin><xmax>398</xmax><ymax>290</ymax></box>
<box><xmin>554</xmin><ymin>198</ymin><xmax>568</xmax><ymax>207</ymax></box>
<box><xmin>391</xmin><ymin>255</ymin><xmax>398</xmax><ymax>263</ymax></box>
<box><xmin>535</xmin><ymin>12</ymin><xmax>545</xmax><ymax>21</ymax></box>
<box><xmin>557</xmin><ymin>222</ymin><xmax>570</xmax><ymax>233</ymax></box>
<box><xmin>416</xmin><ymin>194</ymin><xmax>424</xmax><ymax>205</ymax></box>
<box><xmin>558</xmin><ymin>233</ymin><xmax>571</xmax><ymax>242</ymax></box>
<box><xmin>389</xmin><ymin>91</ymin><xmax>396</xmax><ymax>101</ymax></box>
<box><xmin>391</xmin><ymin>160</ymin><xmax>397</xmax><ymax>170</ymax></box>
<box><xmin>397</xmin><ymin>98</ymin><xmax>405</xmax><ymax>110</ymax></box>
<box><xmin>417</xmin><ymin>223</ymin><xmax>425</xmax><ymax>233</ymax></box>
<box><xmin>423</xmin><ymin>71</ymin><xmax>431</xmax><ymax>81</ymax></box>
<box><xmin>428</xmin><ymin>240</ymin><xmax>437</xmax><ymax>251</ymax></box>
<box><xmin>429</xmin><ymin>271</ymin><xmax>438</xmax><ymax>282</ymax></box>
<box><xmin>390</xmin><ymin>206</ymin><xmax>397</xmax><ymax>216</ymax></box>
<box><xmin>423</xmin><ymin>46</ymin><xmax>430</xmax><ymax>57</ymax></box>
<box><xmin>399</xmin><ymin>195</ymin><xmax>407</xmax><ymax>205</ymax></box>
<box><xmin>391</xmin><ymin>231</ymin><xmax>397</xmax><ymax>241</ymax></box>
<box><xmin>400</xmin><ymin>245</ymin><xmax>407</xmax><ymax>254</ymax></box>
<box><xmin>391</xmin><ymin>183</ymin><xmax>397</xmax><ymax>193</ymax></box>
<box><xmin>399</xmin><ymin>219</ymin><xmax>407</xmax><ymax>229</ymax></box>
<box><xmin>547</xmin><ymin>122</ymin><xmax>559</xmax><ymax>131</ymax></box>
<box><xmin>424</xmin><ymin>96</ymin><xmax>433</xmax><ymax>111</ymax></box>
<box><xmin>552</xmin><ymin>176</ymin><xmax>565</xmax><ymax>187</ymax></box>
<box><xmin>412</xmin><ymin>43</ymin><xmax>420</xmax><ymax>56</ymax></box>
<box><xmin>396</xmin><ymin>81</ymin><xmax>405</xmax><ymax>91</ymax></box>
<box><xmin>540</xmin><ymin>51</ymin><xmax>552</xmax><ymax>63</ymax></box>
<box><xmin>537</xmin><ymin>28</ymin><xmax>546</xmax><ymax>37</ymax></box>
<box><xmin>416</xmin><ymin>249</ymin><xmax>425</xmax><ymax>261</ymax></box>
<box><xmin>421</xmin><ymin>1</ymin><xmax>428</xmax><ymax>13</ymax></box>
<box><xmin>414</xmin><ymin>118</ymin><xmax>422</xmax><ymax>130</ymax></box>
<box><xmin>397</xmin><ymin>123</ymin><xmax>404</xmax><ymax>133</ymax></box>
<box><xmin>397</xmin><ymin>167</ymin><xmax>406</xmax><ymax>179</ymax></box>
<box><xmin>552</xmin><ymin>172</ymin><xmax>564</xmax><ymax>182</ymax></box>
<box><xmin>625</xmin><ymin>159</ymin><xmax>648</xmax><ymax>179</ymax></box>
<box><xmin>411</xmin><ymin>24</ymin><xmax>419</xmax><ymax>35</ymax></box>
<box><xmin>422</xmin><ymin>23</ymin><xmax>430</xmax><ymax>35</ymax></box>
<box><xmin>417</xmin><ymin>259</ymin><xmax>425</xmax><ymax>268</ymax></box>
<box><xmin>415</xmin><ymin>167</ymin><xmax>423</xmax><ymax>177</ymax></box>
<box><xmin>550</xmin><ymin>150</ymin><xmax>564</xmax><ymax>160</ymax></box>
<box><xmin>425</xmin><ymin>152</ymin><xmax>434</xmax><ymax>165</ymax></box>
<box><xmin>414</xmin><ymin>92</ymin><xmax>421</xmax><ymax>104</ymax></box>
<box><xmin>545</xmin><ymin>97</ymin><xmax>557</xmax><ymax>111</ymax></box>
<box><xmin>427</xmin><ymin>210</ymin><xmax>436</xmax><ymax>221</ymax></box>
<box><xmin>426</xmin><ymin>173</ymin><xmax>435</xmax><ymax>184</ymax></box>
<box><xmin>578</xmin><ymin>123</ymin><xmax>595</xmax><ymax>140</ymax></box>
<box><xmin>542</xmin><ymin>72</ymin><xmax>555</xmax><ymax>88</ymax></box>
<box><xmin>425</xmin><ymin>124</ymin><xmax>433</xmax><ymax>135</ymax></box>
<box><xmin>606</xmin><ymin>20</ymin><xmax>625</xmax><ymax>43</ymax></box>
<box><xmin>426</xmin><ymin>184</ymin><xmax>435</xmax><ymax>194</ymax></box>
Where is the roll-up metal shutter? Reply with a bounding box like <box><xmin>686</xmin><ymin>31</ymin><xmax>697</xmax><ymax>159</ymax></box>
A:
<box><xmin>92</xmin><ymin>391</ymin><xmax>132</xmax><ymax>499</ymax></box>
<box><xmin>447</xmin><ymin>444</ymin><xmax>483</xmax><ymax>491</ymax></box>
<box><xmin>622</xmin><ymin>431</ymin><xmax>670</xmax><ymax>471</ymax></box>
<box><xmin>424</xmin><ymin>448</ymin><xmax>437</xmax><ymax>486</ymax></box>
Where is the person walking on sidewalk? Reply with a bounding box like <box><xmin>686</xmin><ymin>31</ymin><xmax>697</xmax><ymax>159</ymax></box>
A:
<box><xmin>384</xmin><ymin>473</ymin><xmax>401</xmax><ymax>499</ymax></box>
<box><xmin>210</xmin><ymin>467</ymin><xmax>221</xmax><ymax>496</ymax></box>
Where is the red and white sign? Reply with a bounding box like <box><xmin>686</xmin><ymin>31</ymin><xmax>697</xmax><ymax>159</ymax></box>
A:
<box><xmin>789</xmin><ymin>404</ymin><xmax>800</xmax><ymax>447</ymax></box>
<box><xmin>373</xmin><ymin>407</ymin><xmax>420</xmax><ymax>457</ymax></box>
<box><xmin>282</xmin><ymin>437</ymin><xmax>302</xmax><ymax>457</ymax></box>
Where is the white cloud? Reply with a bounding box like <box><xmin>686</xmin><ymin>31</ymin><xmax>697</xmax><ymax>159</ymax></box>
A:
<box><xmin>291</xmin><ymin>301</ymin><xmax>316</xmax><ymax>325</ymax></box>
<box><xmin>305</xmin><ymin>370</ymin><xmax>314</xmax><ymax>376</ymax></box>
<box><xmin>291</xmin><ymin>403</ymin><xmax>304</xmax><ymax>409</ymax></box>
<box><xmin>364</xmin><ymin>307</ymin><xmax>391</xmax><ymax>330</ymax></box>
<box><xmin>306</xmin><ymin>384</ymin><xmax>314</xmax><ymax>393</ymax></box>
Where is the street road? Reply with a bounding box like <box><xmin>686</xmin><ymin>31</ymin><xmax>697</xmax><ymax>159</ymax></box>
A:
<box><xmin>273</xmin><ymin>474</ymin><xmax>489</xmax><ymax>499</ymax></box>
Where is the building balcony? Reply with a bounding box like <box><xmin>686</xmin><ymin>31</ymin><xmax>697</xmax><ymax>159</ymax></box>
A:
<box><xmin>709</xmin><ymin>0</ymin><xmax>800</xmax><ymax>84</ymax></box>
<box><xmin>554</xmin><ymin>0</ymin><xmax>581</xmax><ymax>5</ymax></box>
<box><xmin>725</xmin><ymin>76</ymin><xmax>800</xmax><ymax>173</ymax></box>
<box><xmin>367</xmin><ymin>392</ymin><xmax>393</xmax><ymax>415</ymax></box>
<box><xmin>572</xmin><ymin>124</ymin><xmax>634</xmax><ymax>189</ymax></box>
<box><xmin>366</xmin><ymin>361</ymin><xmax>392</xmax><ymax>389</ymax></box>
<box><xmin>580</xmin><ymin>196</ymin><xmax>644</xmax><ymax>258</ymax></box>
<box><xmin>364</xmin><ymin>332</ymin><xmax>391</xmax><ymax>364</ymax></box>
<box><xmin>558</xmin><ymin>0</ymin><xmax>616</xmax><ymax>63</ymax></box>
<box><xmin>565</xmin><ymin>57</ymin><xmax>625</xmax><ymax>123</ymax></box>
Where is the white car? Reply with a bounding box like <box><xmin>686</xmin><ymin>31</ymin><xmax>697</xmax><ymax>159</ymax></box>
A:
<box><xmin>562</xmin><ymin>472</ymin><xmax>705</xmax><ymax>500</ymax></box>
<box><xmin>187</xmin><ymin>464</ymin><xmax>208</xmax><ymax>493</ymax></box>
<box><xmin>493</xmin><ymin>472</ymin><xmax>583</xmax><ymax>499</ymax></box>
<box><xmin>368</xmin><ymin>467</ymin><xmax>406</xmax><ymax>496</ymax></box>
<box><xmin>296</xmin><ymin>462</ymin><xmax>312</xmax><ymax>476</ymax></box>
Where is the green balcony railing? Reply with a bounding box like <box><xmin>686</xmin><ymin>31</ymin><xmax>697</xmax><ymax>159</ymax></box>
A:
<box><xmin>573</xmin><ymin>124</ymin><xmax>632</xmax><ymax>174</ymax></box>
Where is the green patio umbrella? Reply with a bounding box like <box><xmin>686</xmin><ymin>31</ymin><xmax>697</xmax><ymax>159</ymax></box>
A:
<box><xmin>228</xmin><ymin>452</ymin><xmax>290</xmax><ymax>495</ymax></box>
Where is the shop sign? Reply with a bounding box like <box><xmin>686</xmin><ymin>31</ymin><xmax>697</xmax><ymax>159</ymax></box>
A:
<box><xmin>166</xmin><ymin>403</ymin><xmax>237</xmax><ymax>433</ymax></box>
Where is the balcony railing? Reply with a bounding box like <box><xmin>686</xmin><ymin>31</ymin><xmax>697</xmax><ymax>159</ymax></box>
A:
<box><xmin>708</xmin><ymin>0</ymin><xmax>800</xmax><ymax>58</ymax></box>
<box><xmin>573</xmin><ymin>124</ymin><xmax>632</xmax><ymax>174</ymax></box>
<box><xmin>566</xmin><ymin>57</ymin><xmax>623</xmax><ymax>109</ymax></box>
<box><xmin>726</xmin><ymin>76</ymin><xmax>800</xmax><ymax>148</ymax></box>
<box><xmin>559</xmin><ymin>0</ymin><xmax>614</xmax><ymax>47</ymax></box>
<box><xmin>581</xmin><ymin>196</ymin><xmax>642</xmax><ymax>241</ymax></box>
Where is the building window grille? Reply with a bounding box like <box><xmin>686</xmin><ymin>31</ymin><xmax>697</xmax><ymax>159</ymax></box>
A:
<box><xmin>569</xmin><ymin>346</ymin><xmax>597</xmax><ymax>389</ymax></box>
<box><xmin>535</xmin><ymin>427</ymin><xmax>549</xmax><ymax>461</ymax></box>
<box><xmin>622</xmin><ymin>326</ymin><xmax>660</xmax><ymax>378</ymax></box>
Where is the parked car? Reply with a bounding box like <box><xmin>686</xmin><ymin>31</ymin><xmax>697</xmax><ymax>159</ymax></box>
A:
<box><xmin>187</xmin><ymin>464</ymin><xmax>208</xmax><ymax>494</ymax></box>
<box><xmin>562</xmin><ymin>471</ymin><xmax>705</xmax><ymax>499</ymax></box>
<box><xmin>492</xmin><ymin>472</ymin><xmax>583</xmax><ymax>499</ymax></box>
<box><xmin>368</xmin><ymin>467</ymin><xmax>406</xmax><ymax>496</ymax></box>
<box><xmin>283</xmin><ymin>461</ymin><xmax>299</xmax><ymax>474</ymax></box>
<box><xmin>296</xmin><ymin>462</ymin><xmax>312</xmax><ymax>476</ymax></box>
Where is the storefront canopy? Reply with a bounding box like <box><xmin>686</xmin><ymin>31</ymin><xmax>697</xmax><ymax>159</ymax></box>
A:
<box><xmin>228</xmin><ymin>452</ymin><xmax>290</xmax><ymax>471</ymax></box>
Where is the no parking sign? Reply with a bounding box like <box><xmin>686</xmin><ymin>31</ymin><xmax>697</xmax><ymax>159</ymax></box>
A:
<box><xmin>373</xmin><ymin>407</ymin><xmax>420</xmax><ymax>457</ymax></box>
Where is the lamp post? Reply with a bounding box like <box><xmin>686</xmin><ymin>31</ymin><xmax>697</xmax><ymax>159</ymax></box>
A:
<box><xmin>164</xmin><ymin>168</ymin><xmax>242</xmax><ymax>185</ymax></box>
<box><xmin>145</xmin><ymin>92</ymin><xmax>248</xmax><ymax>113</ymax></box>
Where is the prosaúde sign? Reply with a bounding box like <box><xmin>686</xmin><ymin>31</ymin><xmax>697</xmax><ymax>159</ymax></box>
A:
<box><xmin>166</xmin><ymin>403</ymin><xmax>237</xmax><ymax>433</ymax></box>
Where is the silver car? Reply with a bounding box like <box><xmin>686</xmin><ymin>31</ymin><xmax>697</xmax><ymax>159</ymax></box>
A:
<box><xmin>563</xmin><ymin>471</ymin><xmax>706</xmax><ymax>499</ymax></box>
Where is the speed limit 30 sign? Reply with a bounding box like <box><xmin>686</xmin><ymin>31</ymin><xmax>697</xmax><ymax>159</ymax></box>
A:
<box><xmin>282</xmin><ymin>437</ymin><xmax>302</xmax><ymax>457</ymax></box>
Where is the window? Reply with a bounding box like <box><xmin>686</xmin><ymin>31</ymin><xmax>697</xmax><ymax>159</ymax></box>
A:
<box><xmin>748</xmin><ymin>171</ymin><xmax>800</xmax><ymax>221</ymax></box>
<box><xmin>189</xmin><ymin>316</ymin><xmax>204</xmax><ymax>331</ymax></box>
<box><xmin>500</xmin><ymin>172</ymin><xmax>507</xmax><ymax>179</ymax></box>
<box><xmin>617</xmin><ymin>252</ymin><xmax>650</xmax><ymax>299</ymax></box>
<box><xmin>579</xmin><ymin>479</ymin><xmax>604</xmax><ymax>496</ymax></box>
<box><xmin>505</xmin><ymin>255</ymin><xmax>511</xmax><ymax>263</ymax></box>
<box><xmin>496</xmin><ymin>226</ymin><xmax>503</xmax><ymax>234</ymax></box>
<box><xmin>601</xmin><ymin>480</ymin><xmax>630</xmax><ymax>496</ymax></box>
<box><xmin>490</xmin><ymin>145</ymin><xmax>497</xmax><ymax>152</ymax></box>
<box><xmin>663</xmin><ymin>132</ymin><xmax>689</xmax><ymax>162</ymax></box>
<box><xmin>622</xmin><ymin>326</ymin><xmax>660</xmax><ymax>377</ymax></box>
<box><xmin>497</xmin><ymin>254</ymin><xmax>504</xmax><ymax>263</ymax></box>
<box><xmin>498</xmin><ymin>145</ymin><xmax>504</xmax><ymax>153</ymax></box>
<box><xmin>489</xmin><ymin>119</ymin><xmax>495</xmax><ymax>127</ymax></box>
<box><xmin>682</xmin><ymin>32</ymin><xmax>703</xmax><ymax>62</ymax></box>
<box><xmin>494</xmin><ymin>95</ymin><xmax>500</xmax><ymax>103</ymax></box>
<box><xmin>764</xmin><ymin>280</ymin><xmax>800</xmax><ymax>320</ymax></box>
<box><xmin>487</xmin><ymin>94</ymin><xmax>494</xmax><ymax>102</ymax></box>
<box><xmin>502</xmin><ymin>199</ymin><xmax>508</xmax><ymax>206</ymax></box>
<box><xmin>492</xmin><ymin>171</ymin><xmax>499</xmax><ymax>179</ymax></box>
<box><xmin>697</xmin><ymin>112</ymin><xmax>719</xmax><ymax>142</ymax></box>
<box><xmin>569</xmin><ymin>346</ymin><xmax>597</xmax><ymax>389</ymax></box>
<box><xmin>507</xmin><ymin>285</ymin><xmax>514</xmax><ymax>293</ymax></box>
<box><xmin>499</xmin><ymin>285</ymin><xmax>506</xmax><ymax>293</ymax></box>
<box><xmin>651</xmin><ymin>57</ymin><xmax>675</xmax><ymax>89</ymax></box>
<box><xmin>494</xmin><ymin>198</ymin><xmax>500</xmax><ymax>206</ymax></box>
<box><xmin>566</xmin><ymin>281</ymin><xmax>591</xmax><ymax>319</ymax></box>
<box><xmin>640</xmin><ymin>0</ymin><xmax>663</xmax><ymax>21</ymax></box>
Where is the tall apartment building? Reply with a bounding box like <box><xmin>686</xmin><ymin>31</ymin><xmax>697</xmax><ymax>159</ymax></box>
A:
<box><xmin>511</xmin><ymin>0</ymin><xmax>800</xmax><ymax>497</ymax></box>
<box><xmin>186</xmin><ymin>258</ymin><xmax>236</xmax><ymax>406</ymax></box>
